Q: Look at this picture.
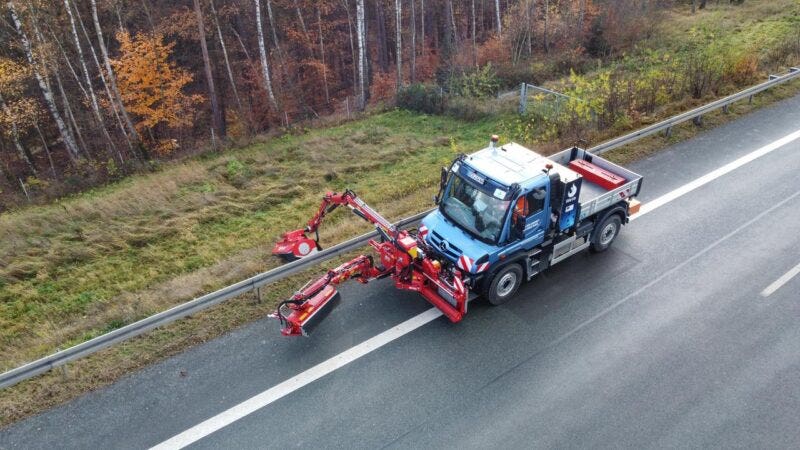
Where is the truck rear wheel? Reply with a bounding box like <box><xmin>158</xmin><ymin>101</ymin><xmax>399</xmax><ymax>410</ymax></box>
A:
<box><xmin>485</xmin><ymin>264</ymin><xmax>523</xmax><ymax>306</ymax></box>
<box><xmin>591</xmin><ymin>214</ymin><xmax>621</xmax><ymax>253</ymax></box>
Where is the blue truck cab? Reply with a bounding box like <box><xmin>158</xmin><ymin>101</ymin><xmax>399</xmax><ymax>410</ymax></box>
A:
<box><xmin>420</xmin><ymin>138</ymin><xmax>643</xmax><ymax>305</ymax></box>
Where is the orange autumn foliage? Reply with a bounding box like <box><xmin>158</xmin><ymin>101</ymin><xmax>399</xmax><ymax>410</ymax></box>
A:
<box><xmin>110</xmin><ymin>31</ymin><xmax>203</xmax><ymax>152</ymax></box>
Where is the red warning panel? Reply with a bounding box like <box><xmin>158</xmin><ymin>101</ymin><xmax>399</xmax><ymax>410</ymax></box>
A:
<box><xmin>568</xmin><ymin>159</ymin><xmax>627</xmax><ymax>190</ymax></box>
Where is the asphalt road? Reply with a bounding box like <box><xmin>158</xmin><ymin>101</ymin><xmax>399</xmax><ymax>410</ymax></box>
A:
<box><xmin>3</xmin><ymin>94</ymin><xmax>800</xmax><ymax>449</ymax></box>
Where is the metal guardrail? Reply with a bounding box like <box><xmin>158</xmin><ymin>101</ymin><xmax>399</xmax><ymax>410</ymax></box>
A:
<box><xmin>1</xmin><ymin>67</ymin><xmax>798</xmax><ymax>390</ymax></box>
<box><xmin>0</xmin><ymin>211</ymin><xmax>430</xmax><ymax>389</ymax></box>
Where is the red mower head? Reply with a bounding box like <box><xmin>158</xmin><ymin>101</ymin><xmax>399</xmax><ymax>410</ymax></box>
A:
<box><xmin>272</xmin><ymin>229</ymin><xmax>321</xmax><ymax>261</ymax></box>
<box><xmin>269</xmin><ymin>285</ymin><xmax>341</xmax><ymax>336</ymax></box>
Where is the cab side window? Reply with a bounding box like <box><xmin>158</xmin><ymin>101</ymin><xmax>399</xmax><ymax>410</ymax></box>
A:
<box><xmin>526</xmin><ymin>188</ymin><xmax>546</xmax><ymax>216</ymax></box>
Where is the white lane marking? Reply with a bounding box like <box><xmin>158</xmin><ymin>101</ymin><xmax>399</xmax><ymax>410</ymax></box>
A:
<box><xmin>631</xmin><ymin>128</ymin><xmax>800</xmax><ymax>220</ymax></box>
<box><xmin>760</xmin><ymin>262</ymin><xmax>800</xmax><ymax>297</ymax></box>
<box><xmin>150</xmin><ymin>308</ymin><xmax>442</xmax><ymax>450</ymax></box>
<box><xmin>540</xmin><ymin>190</ymin><xmax>800</xmax><ymax>358</ymax></box>
<box><xmin>153</xmin><ymin>128</ymin><xmax>800</xmax><ymax>449</ymax></box>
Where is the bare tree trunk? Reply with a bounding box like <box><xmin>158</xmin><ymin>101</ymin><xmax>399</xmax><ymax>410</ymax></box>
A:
<box><xmin>526</xmin><ymin>0</ymin><xmax>534</xmax><ymax>57</ymax></box>
<box><xmin>55</xmin><ymin>69</ymin><xmax>90</xmax><ymax>160</ymax></box>
<box><xmin>292</xmin><ymin>0</ymin><xmax>310</xmax><ymax>44</ymax></box>
<box><xmin>420</xmin><ymin>0</ymin><xmax>425</xmax><ymax>50</ymax></box>
<box><xmin>49</xmin><ymin>28</ymin><xmax>89</xmax><ymax>101</ymax></box>
<box><xmin>266</xmin><ymin>0</ymin><xmax>281</xmax><ymax>50</ymax></box>
<box><xmin>8</xmin><ymin>1</ymin><xmax>81</xmax><ymax>163</ymax></box>
<box><xmin>375</xmin><ymin>0</ymin><xmax>389</xmax><ymax>72</ymax></box>
<box><xmin>410</xmin><ymin>0</ymin><xmax>416</xmax><ymax>83</ymax></box>
<box><xmin>444</xmin><ymin>0</ymin><xmax>457</xmax><ymax>55</ymax></box>
<box><xmin>317</xmin><ymin>7</ymin><xmax>330</xmax><ymax>103</ymax></box>
<box><xmin>193</xmin><ymin>0</ymin><xmax>225</xmax><ymax>138</ymax></box>
<box><xmin>449</xmin><ymin>0</ymin><xmax>457</xmax><ymax>46</ymax></box>
<box><xmin>90</xmin><ymin>0</ymin><xmax>141</xmax><ymax>146</ymax></box>
<box><xmin>356</xmin><ymin>0</ymin><xmax>367</xmax><ymax>110</ymax></box>
<box><xmin>471</xmin><ymin>0</ymin><xmax>477</xmax><ymax>66</ymax></box>
<box><xmin>395</xmin><ymin>0</ymin><xmax>402</xmax><ymax>90</ymax></box>
<box><xmin>342</xmin><ymin>0</ymin><xmax>358</xmax><ymax>92</ymax></box>
<box><xmin>494</xmin><ymin>0</ymin><xmax>502</xmax><ymax>35</ymax></box>
<box><xmin>209</xmin><ymin>0</ymin><xmax>244</xmax><ymax>123</ymax></box>
<box><xmin>230</xmin><ymin>26</ymin><xmax>252</xmax><ymax>61</ymax></box>
<box><xmin>692</xmin><ymin>0</ymin><xmax>696</xmax><ymax>13</ymax></box>
<box><xmin>255</xmin><ymin>0</ymin><xmax>279</xmax><ymax>110</ymax></box>
<box><xmin>76</xmin><ymin>2</ymin><xmax>134</xmax><ymax>156</ymax></box>
<box><xmin>34</xmin><ymin>122</ymin><xmax>57</xmax><ymax>178</ymax></box>
<box><xmin>544</xmin><ymin>0</ymin><xmax>549</xmax><ymax>52</ymax></box>
<box><xmin>578</xmin><ymin>0</ymin><xmax>585</xmax><ymax>35</ymax></box>
<box><xmin>0</xmin><ymin>94</ymin><xmax>37</xmax><ymax>175</ymax></box>
<box><xmin>64</xmin><ymin>0</ymin><xmax>123</xmax><ymax>165</ymax></box>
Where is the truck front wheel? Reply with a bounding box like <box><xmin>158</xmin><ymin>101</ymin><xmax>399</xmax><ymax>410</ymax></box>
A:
<box><xmin>591</xmin><ymin>214</ymin><xmax>622</xmax><ymax>253</ymax></box>
<box><xmin>485</xmin><ymin>264</ymin><xmax>523</xmax><ymax>306</ymax></box>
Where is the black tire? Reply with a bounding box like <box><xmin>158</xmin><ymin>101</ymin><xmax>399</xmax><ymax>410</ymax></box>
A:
<box><xmin>485</xmin><ymin>264</ymin><xmax>523</xmax><ymax>306</ymax></box>
<box><xmin>590</xmin><ymin>214</ymin><xmax>622</xmax><ymax>253</ymax></box>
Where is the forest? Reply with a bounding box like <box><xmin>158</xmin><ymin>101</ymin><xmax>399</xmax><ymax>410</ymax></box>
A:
<box><xmin>1</xmin><ymin>0</ymin><xmax>767</xmax><ymax>208</ymax></box>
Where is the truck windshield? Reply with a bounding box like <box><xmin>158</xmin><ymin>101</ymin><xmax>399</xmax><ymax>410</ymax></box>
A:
<box><xmin>441</xmin><ymin>174</ymin><xmax>510</xmax><ymax>243</ymax></box>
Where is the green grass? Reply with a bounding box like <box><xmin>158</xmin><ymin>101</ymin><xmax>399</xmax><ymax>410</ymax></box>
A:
<box><xmin>0</xmin><ymin>110</ymin><xmax>508</xmax><ymax>369</ymax></box>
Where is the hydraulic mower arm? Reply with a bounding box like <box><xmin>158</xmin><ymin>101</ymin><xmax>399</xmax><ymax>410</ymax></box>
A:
<box><xmin>268</xmin><ymin>255</ymin><xmax>390</xmax><ymax>336</ymax></box>
<box><xmin>269</xmin><ymin>190</ymin><xmax>469</xmax><ymax>337</ymax></box>
<box><xmin>272</xmin><ymin>190</ymin><xmax>397</xmax><ymax>261</ymax></box>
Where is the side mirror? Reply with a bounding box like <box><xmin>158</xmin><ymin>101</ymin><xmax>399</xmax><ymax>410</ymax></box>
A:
<box><xmin>435</xmin><ymin>167</ymin><xmax>448</xmax><ymax>205</ymax></box>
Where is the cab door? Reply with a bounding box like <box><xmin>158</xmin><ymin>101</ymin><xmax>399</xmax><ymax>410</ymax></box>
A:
<box><xmin>511</xmin><ymin>184</ymin><xmax>549</xmax><ymax>248</ymax></box>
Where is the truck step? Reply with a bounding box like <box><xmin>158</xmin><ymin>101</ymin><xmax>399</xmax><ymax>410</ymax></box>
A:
<box><xmin>569</xmin><ymin>159</ymin><xmax>626</xmax><ymax>190</ymax></box>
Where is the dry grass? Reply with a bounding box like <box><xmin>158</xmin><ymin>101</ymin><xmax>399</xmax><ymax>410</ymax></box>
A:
<box><xmin>0</xmin><ymin>111</ymin><xmax>501</xmax><ymax>371</ymax></box>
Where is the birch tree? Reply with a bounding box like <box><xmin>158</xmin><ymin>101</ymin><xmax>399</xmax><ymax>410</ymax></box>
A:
<box><xmin>90</xmin><ymin>0</ymin><xmax>140</xmax><ymax>146</ymax></box>
<box><xmin>410</xmin><ymin>0</ymin><xmax>416</xmax><ymax>82</ymax></box>
<box><xmin>8</xmin><ymin>1</ymin><xmax>81</xmax><ymax>163</ymax></box>
<box><xmin>471</xmin><ymin>0</ymin><xmax>477</xmax><ymax>66</ymax></box>
<box><xmin>495</xmin><ymin>0</ymin><xmax>502</xmax><ymax>35</ymax></box>
<box><xmin>317</xmin><ymin>6</ymin><xmax>330</xmax><ymax>103</ymax></box>
<box><xmin>341</xmin><ymin>0</ymin><xmax>358</xmax><ymax>91</ymax></box>
<box><xmin>356</xmin><ymin>0</ymin><xmax>367</xmax><ymax>110</ymax></box>
<box><xmin>255</xmin><ymin>0</ymin><xmax>278</xmax><ymax>110</ymax></box>
<box><xmin>75</xmin><ymin>1</ymin><xmax>134</xmax><ymax>155</ymax></box>
<box><xmin>209</xmin><ymin>0</ymin><xmax>244</xmax><ymax>121</ymax></box>
<box><xmin>395</xmin><ymin>0</ymin><xmax>402</xmax><ymax>90</ymax></box>
<box><xmin>193</xmin><ymin>0</ymin><xmax>224</xmax><ymax>138</ymax></box>
<box><xmin>420</xmin><ymin>0</ymin><xmax>425</xmax><ymax>50</ymax></box>
<box><xmin>64</xmin><ymin>0</ymin><xmax>123</xmax><ymax>164</ymax></box>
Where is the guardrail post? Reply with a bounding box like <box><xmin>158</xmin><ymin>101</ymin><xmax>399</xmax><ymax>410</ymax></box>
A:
<box><xmin>664</xmin><ymin>127</ymin><xmax>672</xmax><ymax>138</ymax></box>
<box><xmin>56</xmin><ymin>347</ymin><xmax>68</xmax><ymax>380</ymax></box>
<box><xmin>255</xmin><ymin>287</ymin><xmax>262</xmax><ymax>304</ymax></box>
<box><xmin>693</xmin><ymin>115</ymin><xmax>704</xmax><ymax>127</ymax></box>
<box><xmin>519</xmin><ymin>82</ymin><xmax>528</xmax><ymax>114</ymax></box>
<box><xmin>722</xmin><ymin>105</ymin><xmax>729</xmax><ymax>114</ymax></box>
